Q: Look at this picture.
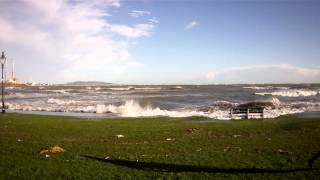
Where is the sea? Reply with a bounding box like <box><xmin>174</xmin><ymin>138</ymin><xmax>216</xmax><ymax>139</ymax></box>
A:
<box><xmin>5</xmin><ymin>84</ymin><xmax>320</xmax><ymax>120</ymax></box>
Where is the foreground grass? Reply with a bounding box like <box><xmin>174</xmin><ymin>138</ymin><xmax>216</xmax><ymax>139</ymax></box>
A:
<box><xmin>0</xmin><ymin>114</ymin><xmax>320</xmax><ymax>179</ymax></box>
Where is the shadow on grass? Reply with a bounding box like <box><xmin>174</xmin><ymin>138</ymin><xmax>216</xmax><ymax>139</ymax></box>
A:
<box><xmin>81</xmin><ymin>155</ymin><xmax>313</xmax><ymax>173</ymax></box>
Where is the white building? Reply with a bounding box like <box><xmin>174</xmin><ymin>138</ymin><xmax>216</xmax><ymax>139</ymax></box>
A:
<box><xmin>7</xmin><ymin>61</ymin><xmax>18</xmax><ymax>84</ymax></box>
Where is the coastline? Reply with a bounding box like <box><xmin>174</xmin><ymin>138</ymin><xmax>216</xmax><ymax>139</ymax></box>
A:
<box><xmin>6</xmin><ymin>109</ymin><xmax>320</xmax><ymax>120</ymax></box>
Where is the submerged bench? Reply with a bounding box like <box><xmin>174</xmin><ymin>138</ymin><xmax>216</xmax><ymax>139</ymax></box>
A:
<box><xmin>230</xmin><ymin>107</ymin><xmax>264</xmax><ymax>119</ymax></box>
<box><xmin>230</xmin><ymin>102</ymin><xmax>269</xmax><ymax>119</ymax></box>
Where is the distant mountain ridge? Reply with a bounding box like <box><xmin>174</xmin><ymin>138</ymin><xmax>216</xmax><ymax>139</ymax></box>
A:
<box><xmin>58</xmin><ymin>81</ymin><xmax>115</xmax><ymax>86</ymax></box>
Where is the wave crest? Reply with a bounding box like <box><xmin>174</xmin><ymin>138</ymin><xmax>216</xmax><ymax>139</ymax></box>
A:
<box><xmin>47</xmin><ymin>98</ymin><xmax>80</xmax><ymax>105</ymax></box>
<box><xmin>6</xmin><ymin>99</ymin><xmax>318</xmax><ymax>120</ymax></box>
<box><xmin>255</xmin><ymin>89</ymin><xmax>319</xmax><ymax>97</ymax></box>
<box><xmin>94</xmin><ymin>100</ymin><xmax>204</xmax><ymax>117</ymax></box>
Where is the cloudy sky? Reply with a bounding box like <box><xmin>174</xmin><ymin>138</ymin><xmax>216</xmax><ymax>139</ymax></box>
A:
<box><xmin>0</xmin><ymin>0</ymin><xmax>319</xmax><ymax>84</ymax></box>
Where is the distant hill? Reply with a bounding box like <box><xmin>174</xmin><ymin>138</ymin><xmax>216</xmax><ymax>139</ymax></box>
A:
<box><xmin>58</xmin><ymin>81</ymin><xmax>115</xmax><ymax>86</ymax></box>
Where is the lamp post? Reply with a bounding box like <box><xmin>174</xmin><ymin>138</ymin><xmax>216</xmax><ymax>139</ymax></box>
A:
<box><xmin>0</xmin><ymin>51</ymin><xmax>6</xmax><ymax>113</ymax></box>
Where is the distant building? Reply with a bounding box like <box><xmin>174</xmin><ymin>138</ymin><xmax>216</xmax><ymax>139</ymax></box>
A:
<box><xmin>6</xmin><ymin>61</ymin><xmax>20</xmax><ymax>85</ymax></box>
<box><xmin>26</xmin><ymin>82</ymin><xmax>49</xmax><ymax>86</ymax></box>
<box><xmin>4</xmin><ymin>59</ymin><xmax>48</xmax><ymax>86</ymax></box>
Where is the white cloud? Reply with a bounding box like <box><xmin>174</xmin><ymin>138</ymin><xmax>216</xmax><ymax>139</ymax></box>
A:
<box><xmin>148</xmin><ymin>17</ymin><xmax>159</xmax><ymax>24</ymax></box>
<box><xmin>206</xmin><ymin>64</ymin><xmax>320</xmax><ymax>84</ymax></box>
<box><xmin>107</xmin><ymin>23</ymin><xmax>156</xmax><ymax>39</ymax></box>
<box><xmin>129</xmin><ymin>10</ymin><xmax>151</xmax><ymax>18</ymax></box>
<box><xmin>185</xmin><ymin>21</ymin><xmax>199</xmax><ymax>30</ymax></box>
<box><xmin>0</xmin><ymin>0</ymin><xmax>156</xmax><ymax>83</ymax></box>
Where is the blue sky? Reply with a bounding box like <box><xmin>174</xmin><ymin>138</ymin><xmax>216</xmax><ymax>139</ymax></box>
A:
<box><xmin>0</xmin><ymin>0</ymin><xmax>319</xmax><ymax>84</ymax></box>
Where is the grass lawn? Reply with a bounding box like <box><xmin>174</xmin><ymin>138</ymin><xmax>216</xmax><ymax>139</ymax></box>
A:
<box><xmin>0</xmin><ymin>113</ymin><xmax>320</xmax><ymax>179</ymax></box>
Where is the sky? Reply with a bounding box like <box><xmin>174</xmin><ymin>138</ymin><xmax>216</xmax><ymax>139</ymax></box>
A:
<box><xmin>0</xmin><ymin>0</ymin><xmax>319</xmax><ymax>84</ymax></box>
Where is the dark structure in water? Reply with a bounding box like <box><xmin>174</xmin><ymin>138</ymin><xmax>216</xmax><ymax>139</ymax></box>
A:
<box><xmin>230</xmin><ymin>102</ymin><xmax>274</xmax><ymax>119</ymax></box>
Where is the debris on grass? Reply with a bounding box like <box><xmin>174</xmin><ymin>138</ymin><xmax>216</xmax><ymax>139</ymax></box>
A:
<box><xmin>116</xmin><ymin>134</ymin><xmax>125</xmax><ymax>138</ymax></box>
<box><xmin>45</xmin><ymin>154</ymin><xmax>50</xmax><ymax>158</ymax></box>
<box><xmin>210</xmin><ymin>134</ymin><xmax>218</xmax><ymax>139</ymax></box>
<box><xmin>275</xmin><ymin>149</ymin><xmax>291</xmax><ymax>155</ymax></box>
<box><xmin>196</xmin><ymin>148</ymin><xmax>202</xmax><ymax>152</ymax></box>
<box><xmin>224</xmin><ymin>146</ymin><xmax>242</xmax><ymax>152</ymax></box>
<box><xmin>17</xmin><ymin>139</ymin><xmax>23</xmax><ymax>142</ymax></box>
<box><xmin>186</xmin><ymin>128</ymin><xmax>204</xmax><ymax>134</ymax></box>
<box><xmin>40</xmin><ymin>145</ymin><xmax>65</xmax><ymax>155</ymax></box>
<box><xmin>232</xmin><ymin>134</ymin><xmax>241</xmax><ymax>138</ymax></box>
<box><xmin>166</xmin><ymin>138</ymin><xmax>172</xmax><ymax>141</ymax></box>
<box><xmin>255</xmin><ymin>148</ymin><xmax>261</xmax><ymax>154</ymax></box>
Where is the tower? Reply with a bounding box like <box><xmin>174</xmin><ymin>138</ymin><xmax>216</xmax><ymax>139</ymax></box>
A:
<box><xmin>12</xmin><ymin>61</ymin><xmax>14</xmax><ymax>81</ymax></box>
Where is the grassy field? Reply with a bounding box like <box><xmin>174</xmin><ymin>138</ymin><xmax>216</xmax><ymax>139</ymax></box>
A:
<box><xmin>0</xmin><ymin>113</ymin><xmax>320</xmax><ymax>179</ymax></box>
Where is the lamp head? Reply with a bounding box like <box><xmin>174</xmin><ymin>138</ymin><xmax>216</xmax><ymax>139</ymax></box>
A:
<box><xmin>0</xmin><ymin>51</ymin><xmax>6</xmax><ymax>65</ymax></box>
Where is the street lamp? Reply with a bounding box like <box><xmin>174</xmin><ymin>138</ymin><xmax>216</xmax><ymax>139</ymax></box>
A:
<box><xmin>0</xmin><ymin>51</ymin><xmax>6</xmax><ymax>113</ymax></box>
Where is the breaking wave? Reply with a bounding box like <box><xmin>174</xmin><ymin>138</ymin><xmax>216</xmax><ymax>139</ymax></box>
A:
<box><xmin>243</xmin><ymin>86</ymin><xmax>289</xmax><ymax>90</ymax></box>
<box><xmin>255</xmin><ymin>89</ymin><xmax>320</xmax><ymax>97</ymax></box>
<box><xmin>109</xmin><ymin>87</ymin><xmax>162</xmax><ymax>91</ymax></box>
<box><xmin>86</xmin><ymin>100</ymin><xmax>209</xmax><ymax>117</ymax></box>
<box><xmin>6</xmin><ymin>93</ymin><xmax>47</xmax><ymax>99</ymax></box>
<box><xmin>47</xmin><ymin>98</ymin><xmax>80</xmax><ymax>105</ymax></box>
<box><xmin>6</xmin><ymin>99</ymin><xmax>313</xmax><ymax>120</ymax></box>
<box><xmin>243</xmin><ymin>86</ymin><xmax>274</xmax><ymax>90</ymax></box>
<box><xmin>46</xmin><ymin>89</ymin><xmax>71</xmax><ymax>94</ymax></box>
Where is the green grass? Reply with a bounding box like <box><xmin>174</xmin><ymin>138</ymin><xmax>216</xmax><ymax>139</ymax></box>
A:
<box><xmin>0</xmin><ymin>113</ymin><xmax>320</xmax><ymax>179</ymax></box>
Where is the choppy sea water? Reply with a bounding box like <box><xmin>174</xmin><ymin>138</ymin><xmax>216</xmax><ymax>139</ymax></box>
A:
<box><xmin>5</xmin><ymin>84</ymin><xmax>320</xmax><ymax>120</ymax></box>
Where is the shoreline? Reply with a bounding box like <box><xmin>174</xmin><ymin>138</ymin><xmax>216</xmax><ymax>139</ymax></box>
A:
<box><xmin>5</xmin><ymin>109</ymin><xmax>320</xmax><ymax>120</ymax></box>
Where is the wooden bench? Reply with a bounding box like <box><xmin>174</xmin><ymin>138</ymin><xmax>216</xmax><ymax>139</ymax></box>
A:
<box><xmin>230</xmin><ymin>106</ymin><xmax>264</xmax><ymax>119</ymax></box>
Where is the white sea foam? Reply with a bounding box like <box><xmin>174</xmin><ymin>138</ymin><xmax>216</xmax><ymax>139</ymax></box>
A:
<box><xmin>47</xmin><ymin>98</ymin><xmax>80</xmax><ymax>105</ymax></box>
<box><xmin>271</xmin><ymin>97</ymin><xmax>281</xmax><ymax>107</ymax></box>
<box><xmin>7</xmin><ymin>103</ymin><xmax>47</xmax><ymax>112</ymax></box>
<box><xmin>7</xmin><ymin>93</ymin><xmax>26</xmax><ymax>98</ymax></box>
<box><xmin>263</xmin><ymin>107</ymin><xmax>304</xmax><ymax>118</ymax></box>
<box><xmin>46</xmin><ymin>89</ymin><xmax>71</xmax><ymax>94</ymax></box>
<box><xmin>90</xmin><ymin>100</ymin><xmax>203</xmax><ymax>117</ymax></box>
<box><xmin>68</xmin><ymin>100</ymin><xmax>299</xmax><ymax>120</ymax></box>
<box><xmin>135</xmin><ymin>87</ymin><xmax>162</xmax><ymax>90</ymax></box>
<box><xmin>243</xmin><ymin>86</ymin><xmax>274</xmax><ymax>90</ymax></box>
<box><xmin>109</xmin><ymin>87</ymin><xmax>135</xmax><ymax>91</ymax></box>
<box><xmin>213</xmin><ymin>100</ymin><xmax>235</xmax><ymax>104</ymax></box>
<box><xmin>243</xmin><ymin>86</ymin><xmax>290</xmax><ymax>90</ymax></box>
<box><xmin>291</xmin><ymin>101</ymin><xmax>320</xmax><ymax>107</ymax></box>
<box><xmin>171</xmin><ymin>86</ymin><xmax>183</xmax><ymax>90</ymax></box>
<box><xmin>6</xmin><ymin>93</ymin><xmax>47</xmax><ymax>99</ymax></box>
<box><xmin>109</xmin><ymin>87</ymin><xmax>161</xmax><ymax>91</ymax></box>
<box><xmin>5</xmin><ymin>98</ymin><xmax>316</xmax><ymax>120</ymax></box>
<box><xmin>88</xmin><ymin>100</ymin><xmax>302</xmax><ymax>120</ymax></box>
<box><xmin>255</xmin><ymin>89</ymin><xmax>319</xmax><ymax>97</ymax></box>
<box><xmin>290</xmin><ymin>101</ymin><xmax>320</xmax><ymax>111</ymax></box>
